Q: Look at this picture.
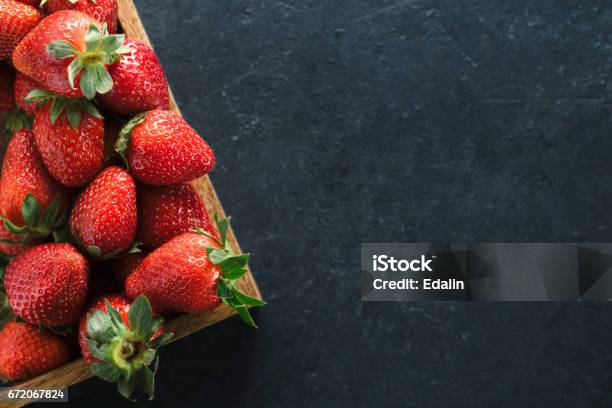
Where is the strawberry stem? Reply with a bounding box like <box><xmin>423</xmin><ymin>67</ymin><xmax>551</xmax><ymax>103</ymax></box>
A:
<box><xmin>115</xmin><ymin>112</ymin><xmax>147</xmax><ymax>167</ymax></box>
<box><xmin>87</xmin><ymin>295</ymin><xmax>172</xmax><ymax>401</ymax></box>
<box><xmin>25</xmin><ymin>89</ymin><xmax>103</xmax><ymax>128</ymax></box>
<box><xmin>47</xmin><ymin>24</ymin><xmax>130</xmax><ymax>99</ymax></box>
<box><xmin>0</xmin><ymin>194</ymin><xmax>67</xmax><ymax>244</ymax></box>
<box><xmin>194</xmin><ymin>214</ymin><xmax>266</xmax><ymax>328</ymax></box>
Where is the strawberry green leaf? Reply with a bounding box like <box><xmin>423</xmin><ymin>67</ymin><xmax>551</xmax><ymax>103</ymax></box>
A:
<box><xmin>142</xmin><ymin>349</ymin><xmax>156</xmax><ymax>366</ymax></box>
<box><xmin>66</xmin><ymin>103</ymin><xmax>82</xmax><ymax>129</ymax></box>
<box><xmin>84</xmin><ymin>24</ymin><xmax>102</xmax><ymax>51</ymax></box>
<box><xmin>93</xmin><ymin>64</ymin><xmax>113</xmax><ymax>95</ymax></box>
<box><xmin>117</xmin><ymin>373</ymin><xmax>136</xmax><ymax>400</ymax></box>
<box><xmin>134</xmin><ymin>367</ymin><xmax>155</xmax><ymax>400</ymax></box>
<box><xmin>146</xmin><ymin>316</ymin><xmax>163</xmax><ymax>341</ymax></box>
<box><xmin>115</xmin><ymin>112</ymin><xmax>146</xmax><ymax>166</ymax></box>
<box><xmin>87</xmin><ymin>339</ymin><xmax>111</xmax><ymax>360</ymax></box>
<box><xmin>41</xmin><ymin>196</ymin><xmax>61</xmax><ymax>229</ymax></box>
<box><xmin>219</xmin><ymin>254</ymin><xmax>250</xmax><ymax>273</ymax></box>
<box><xmin>92</xmin><ymin>362</ymin><xmax>122</xmax><ymax>383</ymax></box>
<box><xmin>100</xmin><ymin>33</ymin><xmax>126</xmax><ymax>55</ymax></box>
<box><xmin>47</xmin><ymin>40</ymin><xmax>79</xmax><ymax>60</ymax></box>
<box><xmin>87</xmin><ymin>309</ymin><xmax>117</xmax><ymax>343</ymax></box>
<box><xmin>105</xmin><ymin>300</ymin><xmax>127</xmax><ymax>334</ymax></box>
<box><xmin>50</xmin><ymin>98</ymin><xmax>66</xmax><ymax>125</ymax></box>
<box><xmin>81</xmin><ymin>67</ymin><xmax>98</xmax><ymax>100</ymax></box>
<box><xmin>233</xmin><ymin>305</ymin><xmax>257</xmax><ymax>328</ymax></box>
<box><xmin>149</xmin><ymin>332</ymin><xmax>173</xmax><ymax>349</ymax></box>
<box><xmin>25</xmin><ymin>89</ymin><xmax>54</xmax><ymax>105</ymax></box>
<box><xmin>67</xmin><ymin>58</ymin><xmax>83</xmax><ymax>90</ymax></box>
<box><xmin>150</xmin><ymin>353</ymin><xmax>160</xmax><ymax>375</ymax></box>
<box><xmin>215</xmin><ymin>214</ymin><xmax>230</xmax><ymax>245</ymax></box>
<box><xmin>5</xmin><ymin>109</ymin><xmax>33</xmax><ymax>134</ymax></box>
<box><xmin>208</xmin><ymin>248</ymin><xmax>230</xmax><ymax>264</ymax></box>
<box><xmin>22</xmin><ymin>194</ymin><xmax>40</xmax><ymax>228</ymax></box>
<box><xmin>222</xmin><ymin>267</ymin><xmax>247</xmax><ymax>281</ymax></box>
<box><xmin>193</xmin><ymin>228</ymin><xmax>221</xmax><ymax>244</ymax></box>
<box><xmin>230</xmin><ymin>286</ymin><xmax>267</xmax><ymax>307</ymax></box>
<box><xmin>128</xmin><ymin>295</ymin><xmax>153</xmax><ymax>339</ymax></box>
<box><xmin>2</xmin><ymin>219</ymin><xmax>26</xmax><ymax>234</ymax></box>
<box><xmin>76</xmin><ymin>98</ymin><xmax>103</xmax><ymax>119</ymax></box>
<box><xmin>217</xmin><ymin>278</ymin><xmax>232</xmax><ymax>299</ymax></box>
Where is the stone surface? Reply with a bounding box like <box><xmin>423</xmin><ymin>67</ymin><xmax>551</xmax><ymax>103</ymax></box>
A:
<box><xmin>67</xmin><ymin>0</ymin><xmax>612</xmax><ymax>406</ymax></box>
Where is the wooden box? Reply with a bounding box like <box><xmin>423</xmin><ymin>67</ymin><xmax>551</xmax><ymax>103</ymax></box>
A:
<box><xmin>0</xmin><ymin>1</ymin><xmax>262</xmax><ymax>406</ymax></box>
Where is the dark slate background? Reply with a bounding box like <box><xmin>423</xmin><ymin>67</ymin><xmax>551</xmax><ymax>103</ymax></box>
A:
<box><xmin>64</xmin><ymin>0</ymin><xmax>612</xmax><ymax>407</ymax></box>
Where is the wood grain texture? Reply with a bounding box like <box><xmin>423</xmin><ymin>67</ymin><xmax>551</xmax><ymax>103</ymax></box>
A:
<box><xmin>0</xmin><ymin>1</ymin><xmax>262</xmax><ymax>406</ymax></box>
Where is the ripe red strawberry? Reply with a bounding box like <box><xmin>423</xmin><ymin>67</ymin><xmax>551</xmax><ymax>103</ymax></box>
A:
<box><xmin>4</xmin><ymin>243</ymin><xmax>89</xmax><ymax>326</ymax></box>
<box><xmin>111</xmin><ymin>252</ymin><xmax>145</xmax><ymax>286</ymax></box>
<box><xmin>126</xmin><ymin>233</ymin><xmax>219</xmax><ymax>313</ymax></box>
<box><xmin>98</xmin><ymin>39</ymin><xmax>169</xmax><ymax>117</ymax></box>
<box><xmin>0</xmin><ymin>321</ymin><xmax>71</xmax><ymax>381</ymax></box>
<box><xmin>116</xmin><ymin>110</ymin><xmax>215</xmax><ymax>185</ymax></box>
<box><xmin>14</xmin><ymin>72</ymin><xmax>41</xmax><ymax>115</ymax></box>
<box><xmin>43</xmin><ymin>0</ymin><xmax>118</xmax><ymax>34</ymax></box>
<box><xmin>0</xmin><ymin>129</ymin><xmax>70</xmax><ymax>229</ymax></box>
<box><xmin>126</xmin><ymin>216</ymin><xmax>264</xmax><ymax>326</ymax></box>
<box><xmin>136</xmin><ymin>183</ymin><xmax>215</xmax><ymax>250</ymax></box>
<box><xmin>12</xmin><ymin>10</ymin><xmax>128</xmax><ymax>99</ymax></box>
<box><xmin>69</xmin><ymin>166</ymin><xmax>137</xmax><ymax>259</ymax></box>
<box><xmin>32</xmin><ymin>94</ymin><xmax>104</xmax><ymax>187</ymax></box>
<box><xmin>0</xmin><ymin>0</ymin><xmax>41</xmax><ymax>61</ymax></box>
<box><xmin>79</xmin><ymin>294</ymin><xmax>171</xmax><ymax>400</ymax></box>
<box><xmin>0</xmin><ymin>64</ymin><xmax>14</xmax><ymax>112</ymax></box>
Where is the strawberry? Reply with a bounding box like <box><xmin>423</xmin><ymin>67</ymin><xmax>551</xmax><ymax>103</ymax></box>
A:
<box><xmin>111</xmin><ymin>252</ymin><xmax>145</xmax><ymax>286</ymax></box>
<box><xmin>69</xmin><ymin>166</ymin><xmax>137</xmax><ymax>259</ymax></box>
<box><xmin>136</xmin><ymin>183</ymin><xmax>214</xmax><ymax>250</ymax></box>
<box><xmin>116</xmin><ymin>110</ymin><xmax>215</xmax><ymax>185</ymax></box>
<box><xmin>98</xmin><ymin>39</ymin><xmax>169</xmax><ymax>117</ymax></box>
<box><xmin>0</xmin><ymin>129</ymin><xmax>70</xmax><ymax>237</ymax></box>
<box><xmin>4</xmin><ymin>243</ymin><xmax>89</xmax><ymax>326</ymax></box>
<box><xmin>43</xmin><ymin>0</ymin><xmax>118</xmax><ymax>34</ymax></box>
<box><xmin>12</xmin><ymin>10</ymin><xmax>129</xmax><ymax>99</ymax></box>
<box><xmin>14</xmin><ymin>72</ymin><xmax>41</xmax><ymax>115</ymax></box>
<box><xmin>0</xmin><ymin>321</ymin><xmax>71</xmax><ymax>381</ymax></box>
<box><xmin>0</xmin><ymin>0</ymin><xmax>41</xmax><ymax>61</ymax></box>
<box><xmin>0</xmin><ymin>63</ymin><xmax>14</xmax><ymax>112</ymax></box>
<box><xmin>126</xmin><ymin>216</ymin><xmax>264</xmax><ymax>326</ymax></box>
<box><xmin>31</xmin><ymin>92</ymin><xmax>104</xmax><ymax>187</ymax></box>
<box><xmin>15</xmin><ymin>0</ymin><xmax>40</xmax><ymax>5</ymax></box>
<box><xmin>79</xmin><ymin>294</ymin><xmax>172</xmax><ymax>400</ymax></box>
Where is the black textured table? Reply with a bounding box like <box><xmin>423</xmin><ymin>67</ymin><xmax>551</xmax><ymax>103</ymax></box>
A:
<box><xmin>67</xmin><ymin>1</ymin><xmax>612</xmax><ymax>406</ymax></box>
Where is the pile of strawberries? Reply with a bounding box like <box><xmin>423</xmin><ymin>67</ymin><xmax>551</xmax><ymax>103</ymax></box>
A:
<box><xmin>0</xmin><ymin>0</ymin><xmax>263</xmax><ymax>400</ymax></box>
